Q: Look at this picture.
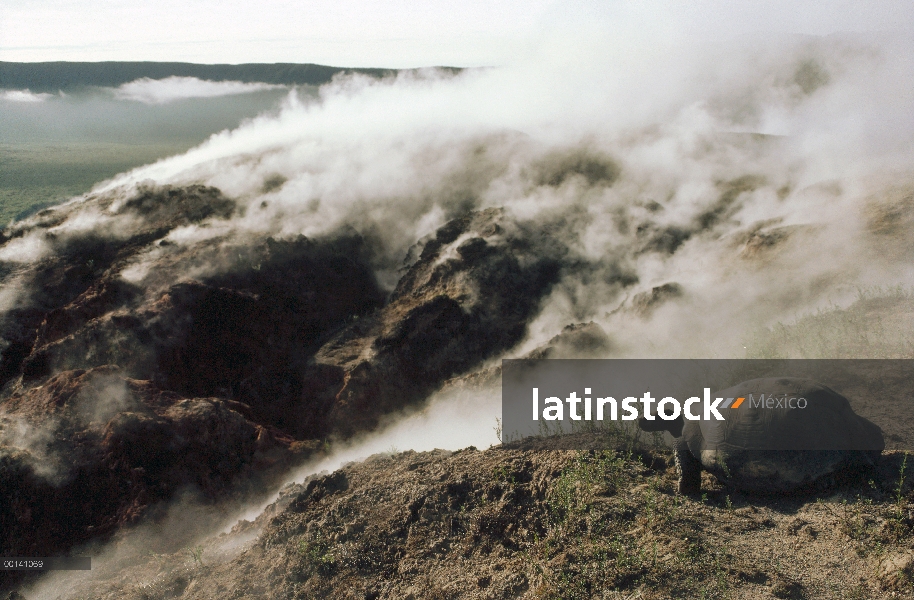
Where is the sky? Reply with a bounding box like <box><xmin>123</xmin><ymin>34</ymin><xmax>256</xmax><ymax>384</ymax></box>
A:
<box><xmin>1</xmin><ymin>0</ymin><xmax>913</xmax><ymax>68</ymax></box>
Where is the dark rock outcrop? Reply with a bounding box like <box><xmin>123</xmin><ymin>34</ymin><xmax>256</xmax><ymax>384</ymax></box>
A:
<box><xmin>0</xmin><ymin>366</ymin><xmax>304</xmax><ymax>571</ymax></box>
<box><xmin>312</xmin><ymin>208</ymin><xmax>564</xmax><ymax>435</ymax></box>
<box><xmin>0</xmin><ymin>187</ymin><xmax>574</xmax><ymax>570</ymax></box>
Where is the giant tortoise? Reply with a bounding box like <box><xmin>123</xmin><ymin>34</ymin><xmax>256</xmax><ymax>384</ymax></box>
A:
<box><xmin>639</xmin><ymin>377</ymin><xmax>884</xmax><ymax>494</ymax></box>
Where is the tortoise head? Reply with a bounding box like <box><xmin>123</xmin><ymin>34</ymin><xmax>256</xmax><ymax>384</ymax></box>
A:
<box><xmin>637</xmin><ymin>405</ymin><xmax>684</xmax><ymax>438</ymax></box>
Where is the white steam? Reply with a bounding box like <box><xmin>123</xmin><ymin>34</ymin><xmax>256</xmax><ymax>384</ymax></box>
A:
<box><xmin>0</xmin><ymin>415</ymin><xmax>66</xmax><ymax>484</ymax></box>
<box><xmin>235</xmin><ymin>382</ymin><xmax>502</xmax><ymax>525</ymax></box>
<box><xmin>10</xmin><ymin>31</ymin><xmax>914</xmax><ymax>442</ymax></box>
<box><xmin>0</xmin><ymin>231</ymin><xmax>52</xmax><ymax>263</ymax></box>
<box><xmin>82</xmin><ymin>32</ymin><xmax>914</xmax><ymax>349</ymax></box>
<box><xmin>112</xmin><ymin>76</ymin><xmax>286</xmax><ymax>104</ymax></box>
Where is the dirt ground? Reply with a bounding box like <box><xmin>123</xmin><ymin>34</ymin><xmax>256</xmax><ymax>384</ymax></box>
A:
<box><xmin>17</xmin><ymin>432</ymin><xmax>914</xmax><ymax>600</ymax></box>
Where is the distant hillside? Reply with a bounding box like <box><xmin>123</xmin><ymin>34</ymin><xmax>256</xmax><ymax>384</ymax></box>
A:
<box><xmin>0</xmin><ymin>61</ymin><xmax>459</xmax><ymax>92</ymax></box>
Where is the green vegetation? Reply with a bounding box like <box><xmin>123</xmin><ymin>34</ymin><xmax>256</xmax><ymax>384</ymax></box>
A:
<box><xmin>896</xmin><ymin>453</ymin><xmax>909</xmax><ymax>518</ymax></box>
<box><xmin>0</xmin><ymin>142</ymin><xmax>190</xmax><ymax>224</ymax></box>
<box><xmin>188</xmin><ymin>544</ymin><xmax>205</xmax><ymax>567</ymax></box>
<box><xmin>546</xmin><ymin>450</ymin><xmax>628</xmax><ymax>524</ymax></box>
<box><xmin>528</xmin><ymin>448</ymin><xmax>736</xmax><ymax>599</ymax></box>
<box><xmin>0</xmin><ymin>68</ymin><xmax>319</xmax><ymax>226</ymax></box>
<box><xmin>0</xmin><ymin>92</ymin><xmax>293</xmax><ymax>224</ymax></box>
<box><xmin>297</xmin><ymin>537</ymin><xmax>337</xmax><ymax>576</ymax></box>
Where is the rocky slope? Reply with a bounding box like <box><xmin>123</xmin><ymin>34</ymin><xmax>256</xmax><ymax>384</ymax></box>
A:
<box><xmin>0</xmin><ymin>185</ymin><xmax>587</xmax><ymax>588</ymax></box>
<box><xmin>0</xmin><ymin>366</ymin><xmax>303</xmax><ymax>563</ymax></box>
<box><xmin>3</xmin><ymin>176</ymin><xmax>913</xmax><ymax>596</ymax></box>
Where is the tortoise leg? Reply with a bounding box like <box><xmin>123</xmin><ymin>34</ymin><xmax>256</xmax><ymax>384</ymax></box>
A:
<box><xmin>674</xmin><ymin>438</ymin><xmax>702</xmax><ymax>495</ymax></box>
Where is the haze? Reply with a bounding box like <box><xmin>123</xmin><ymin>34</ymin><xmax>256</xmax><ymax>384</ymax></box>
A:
<box><xmin>1</xmin><ymin>1</ymin><xmax>912</xmax><ymax>67</ymax></box>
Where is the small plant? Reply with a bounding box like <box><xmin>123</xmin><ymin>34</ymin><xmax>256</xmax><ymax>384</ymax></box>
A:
<box><xmin>718</xmin><ymin>455</ymin><xmax>731</xmax><ymax>479</ymax></box>
<box><xmin>494</xmin><ymin>417</ymin><xmax>503</xmax><ymax>443</ymax></box>
<box><xmin>666</xmin><ymin>493</ymin><xmax>682</xmax><ymax>523</ymax></box>
<box><xmin>650</xmin><ymin>430</ymin><xmax>664</xmax><ymax>450</ymax></box>
<box><xmin>538</xmin><ymin>417</ymin><xmax>563</xmax><ymax>438</ymax></box>
<box><xmin>641</xmin><ymin>482</ymin><xmax>660</xmax><ymax>529</ymax></box>
<box><xmin>840</xmin><ymin>497</ymin><xmax>874</xmax><ymax>549</ymax></box>
<box><xmin>713</xmin><ymin>548</ymin><xmax>730</xmax><ymax>596</ymax></box>
<box><xmin>845</xmin><ymin>582</ymin><xmax>870</xmax><ymax>600</ymax></box>
<box><xmin>297</xmin><ymin>537</ymin><xmax>336</xmax><ymax>575</ymax></box>
<box><xmin>188</xmin><ymin>545</ymin><xmax>204</xmax><ymax>567</ymax></box>
<box><xmin>493</xmin><ymin>464</ymin><xmax>516</xmax><ymax>485</ymax></box>
<box><xmin>895</xmin><ymin>452</ymin><xmax>909</xmax><ymax>518</ymax></box>
<box><xmin>724</xmin><ymin>495</ymin><xmax>733</xmax><ymax>511</ymax></box>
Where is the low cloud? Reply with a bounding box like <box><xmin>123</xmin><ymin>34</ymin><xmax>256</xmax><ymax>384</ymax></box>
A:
<box><xmin>112</xmin><ymin>76</ymin><xmax>286</xmax><ymax>104</ymax></box>
<box><xmin>0</xmin><ymin>89</ymin><xmax>53</xmax><ymax>102</ymax></box>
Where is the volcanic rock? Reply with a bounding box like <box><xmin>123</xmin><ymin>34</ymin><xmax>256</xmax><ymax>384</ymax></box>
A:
<box><xmin>0</xmin><ymin>366</ymin><xmax>304</xmax><ymax>583</ymax></box>
<box><xmin>0</xmin><ymin>186</ymin><xmax>572</xmax><ymax>570</ymax></box>
<box><xmin>313</xmin><ymin>208</ymin><xmax>564</xmax><ymax>435</ymax></box>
